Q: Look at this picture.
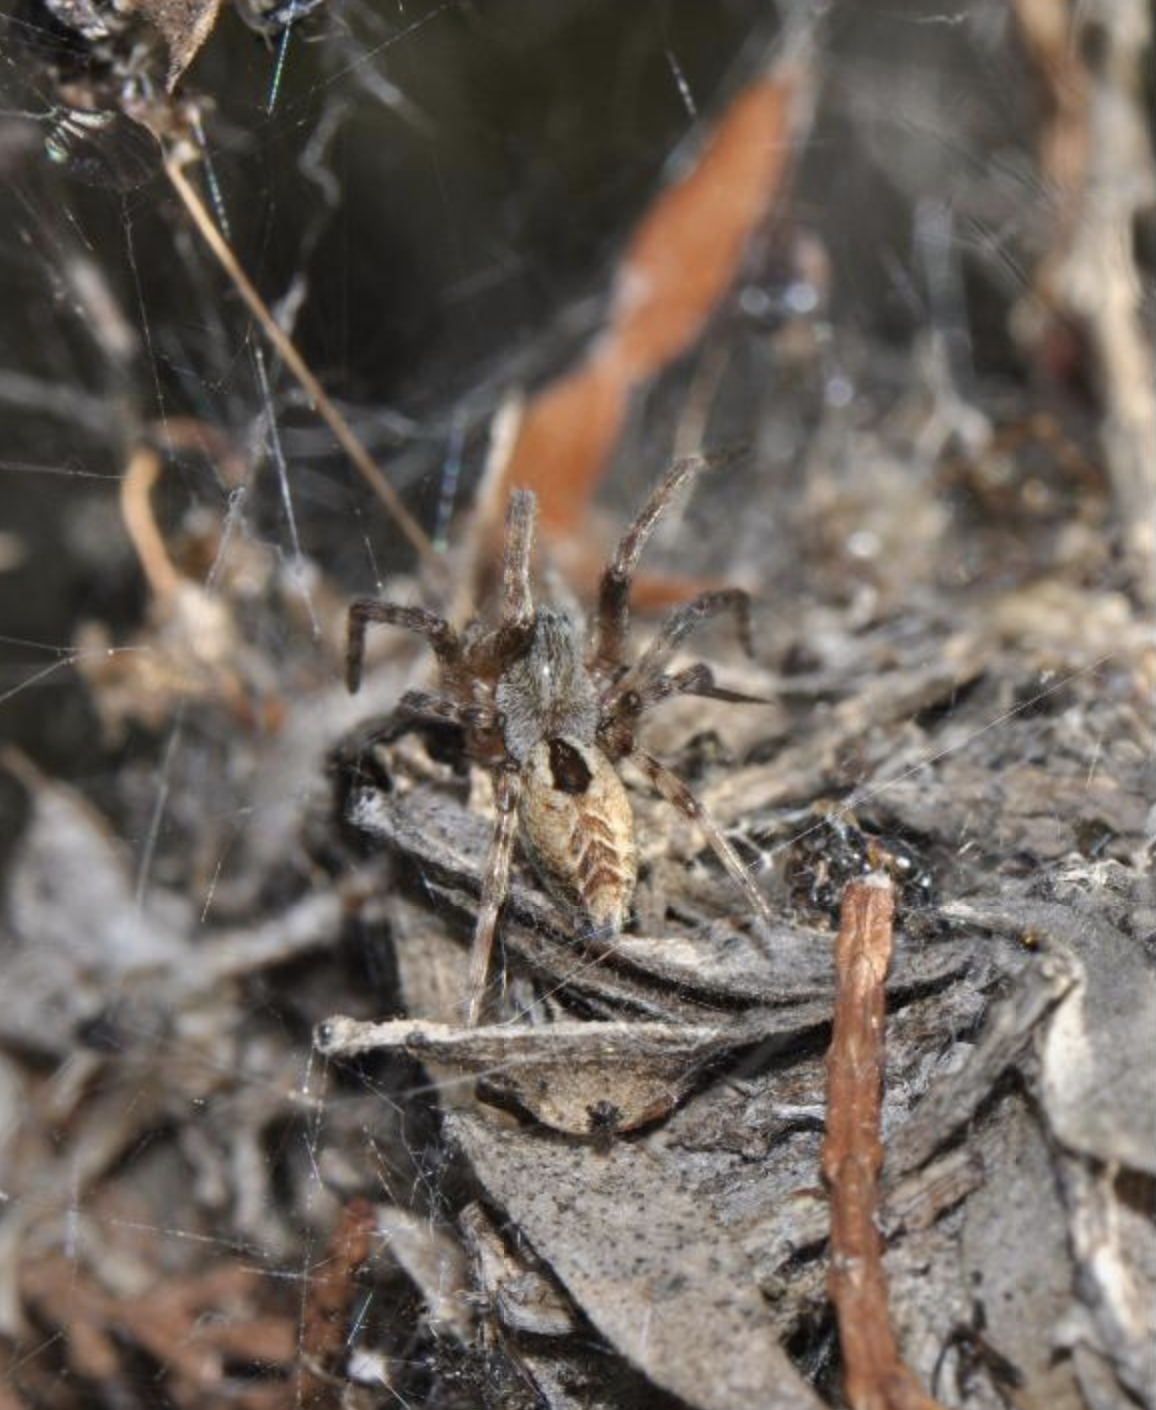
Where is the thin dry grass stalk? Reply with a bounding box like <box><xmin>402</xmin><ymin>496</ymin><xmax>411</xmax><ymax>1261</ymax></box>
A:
<box><xmin>164</xmin><ymin>145</ymin><xmax>439</xmax><ymax>568</ymax></box>
<box><xmin>822</xmin><ymin>874</ymin><xmax>947</xmax><ymax>1410</ymax></box>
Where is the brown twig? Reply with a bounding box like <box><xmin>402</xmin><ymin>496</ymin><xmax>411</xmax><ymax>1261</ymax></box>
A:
<box><xmin>164</xmin><ymin>148</ymin><xmax>439</xmax><ymax>570</ymax></box>
<box><xmin>822</xmin><ymin>874</ymin><xmax>947</xmax><ymax>1410</ymax></box>
<box><xmin>296</xmin><ymin>1198</ymin><xmax>378</xmax><ymax>1406</ymax></box>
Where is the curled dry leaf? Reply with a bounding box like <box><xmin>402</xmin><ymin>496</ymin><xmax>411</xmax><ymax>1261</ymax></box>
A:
<box><xmin>941</xmin><ymin>897</ymin><xmax>1156</xmax><ymax>1176</ymax></box>
<box><xmin>347</xmin><ymin>783</ymin><xmax>978</xmax><ymax>1015</ymax></box>
<box><xmin>2</xmin><ymin>748</ymin><xmax>351</xmax><ymax>1047</ymax></box>
<box><xmin>317</xmin><ymin>1015</ymin><xmax>748</xmax><ymax>1136</ymax></box>
<box><xmin>1055</xmin><ymin>1155</ymin><xmax>1156</xmax><ymax>1405</ymax></box>
<box><xmin>0</xmin><ymin>748</ymin><xmax>189</xmax><ymax>1053</ymax></box>
<box><xmin>458</xmin><ymin>1202</ymin><xmax>641</xmax><ymax>1410</ymax></box>
<box><xmin>755</xmin><ymin>1147</ymin><xmax>986</xmax><ymax>1280</ymax></box>
<box><xmin>447</xmin><ymin>1111</ymin><xmax>823</xmax><ymax>1410</ymax></box>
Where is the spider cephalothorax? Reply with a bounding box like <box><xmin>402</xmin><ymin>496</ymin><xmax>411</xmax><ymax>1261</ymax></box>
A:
<box><xmin>346</xmin><ymin>458</ymin><xmax>771</xmax><ymax>1024</ymax></box>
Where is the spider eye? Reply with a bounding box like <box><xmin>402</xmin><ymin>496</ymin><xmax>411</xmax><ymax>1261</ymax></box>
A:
<box><xmin>546</xmin><ymin>738</ymin><xmax>593</xmax><ymax>795</ymax></box>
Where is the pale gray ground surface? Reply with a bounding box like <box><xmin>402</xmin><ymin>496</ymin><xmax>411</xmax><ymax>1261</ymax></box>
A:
<box><xmin>0</xmin><ymin>3</ymin><xmax>1153</xmax><ymax>1408</ymax></box>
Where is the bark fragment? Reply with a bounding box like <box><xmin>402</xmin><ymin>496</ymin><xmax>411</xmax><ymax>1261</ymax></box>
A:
<box><xmin>822</xmin><ymin>874</ymin><xmax>946</xmax><ymax>1410</ymax></box>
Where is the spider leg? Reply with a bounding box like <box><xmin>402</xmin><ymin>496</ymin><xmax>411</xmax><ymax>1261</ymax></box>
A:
<box><xmin>466</xmin><ymin>769</ymin><xmax>523</xmax><ymax>1026</ymax></box>
<box><xmin>599</xmin><ymin>664</ymin><xmax>767</xmax><ymax>763</ymax></box>
<box><xmin>637</xmin><ymin>663</ymin><xmax>770</xmax><ymax>712</ymax></box>
<box><xmin>501</xmin><ymin>489</ymin><xmax>537</xmax><ymax>628</ymax></box>
<box><xmin>397</xmin><ymin>690</ymin><xmax>498</xmax><ymax>732</ymax></box>
<box><xmin>590</xmin><ymin>452</ymin><xmax>723</xmax><ymax>674</ymax></box>
<box><xmin>474</xmin><ymin>488</ymin><xmax>539</xmax><ymax>671</ymax></box>
<box><xmin>346</xmin><ymin>600</ymin><xmax>461</xmax><ymax>694</ymax></box>
<box><xmin>611</xmin><ymin>589</ymin><xmax>753</xmax><ymax>705</ymax></box>
<box><xmin>630</xmin><ymin>748</ymin><xmax>771</xmax><ymax>923</ymax></box>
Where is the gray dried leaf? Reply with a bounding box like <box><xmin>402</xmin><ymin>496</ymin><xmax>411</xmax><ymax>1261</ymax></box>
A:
<box><xmin>459</xmin><ymin>1198</ymin><xmax>638</xmax><ymax>1406</ymax></box>
<box><xmin>753</xmin><ymin>1145</ymin><xmax>985</xmax><ymax>1278</ymax></box>
<box><xmin>2</xmin><ymin>753</ymin><xmax>351</xmax><ymax>1058</ymax></box>
<box><xmin>881</xmin><ymin>1146</ymin><xmax>985</xmax><ymax>1238</ymax></box>
<box><xmin>700</xmin><ymin>655</ymin><xmax>985</xmax><ymax>825</ymax></box>
<box><xmin>316</xmin><ymin>1014</ymin><xmax>756</xmax><ymax>1135</ymax></box>
<box><xmin>870</xmin><ymin>760</ymin><xmax>1148</xmax><ymax>862</ymax></box>
<box><xmin>184</xmin><ymin>888</ymin><xmax>348</xmax><ymax>989</ymax></box>
<box><xmin>884</xmin><ymin>937</ymin><xmax>1077</xmax><ymax>1178</ymax></box>
<box><xmin>1</xmin><ymin>754</ymin><xmax>189</xmax><ymax>1051</ymax></box>
<box><xmin>607</xmin><ymin>923</ymin><xmax>979</xmax><ymax>1007</ymax></box>
<box><xmin>514</xmin><ymin>1344</ymin><xmax>671</xmax><ymax>1410</ymax></box>
<box><xmin>447</xmin><ymin>1111</ymin><xmax>823</xmax><ymax>1410</ymax></box>
<box><xmin>349</xmin><ymin>785</ymin><xmax>565</xmax><ymax>933</ymax></box>
<box><xmin>1055</xmin><ymin>1156</ymin><xmax>1156</xmax><ymax>1407</ymax></box>
<box><xmin>945</xmin><ymin>897</ymin><xmax>1156</xmax><ymax>1174</ymax></box>
<box><xmin>352</xmin><ymin>783</ymin><xmax>977</xmax><ymax>1015</ymax></box>
<box><xmin>421</xmin><ymin>878</ymin><xmax>745</xmax><ymax>1023</ymax></box>
<box><xmin>5</xmin><ymin>753</ymin><xmax>190</xmax><ymax>965</ymax></box>
<box><xmin>960</xmin><ymin>1095</ymin><xmax>1086</xmax><ymax>1410</ymax></box>
<box><xmin>385</xmin><ymin>891</ymin><xmax>480</xmax><ymax>1025</ymax></box>
<box><xmin>354</xmin><ymin>788</ymin><xmax>776</xmax><ymax>1021</ymax></box>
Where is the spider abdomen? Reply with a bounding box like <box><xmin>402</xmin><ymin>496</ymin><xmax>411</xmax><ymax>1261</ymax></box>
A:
<box><xmin>519</xmin><ymin>737</ymin><xmax>637</xmax><ymax>931</ymax></box>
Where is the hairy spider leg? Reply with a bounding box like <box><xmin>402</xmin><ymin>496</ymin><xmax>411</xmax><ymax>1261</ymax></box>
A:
<box><xmin>590</xmin><ymin>452</ymin><xmax>727</xmax><ymax>674</ymax></box>
<box><xmin>345</xmin><ymin>601</ymin><xmax>461</xmax><ymax>694</ymax></box>
<box><xmin>612</xmin><ymin>589</ymin><xmax>753</xmax><ymax>703</ymax></box>
<box><xmin>630</xmin><ymin>748</ymin><xmax>771</xmax><ymax>923</ymax></box>
<box><xmin>396</xmin><ymin>689</ymin><xmax>499</xmax><ymax>731</ymax></box>
<box><xmin>466</xmin><ymin>769</ymin><xmax>522</xmax><ymax>1026</ymax></box>
<box><xmin>473</xmin><ymin>488</ymin><xmax>540</xmax><ymax>672</ymax></box>
<box><xmin>501</xmin><ymin>489</ymin><xmax>537</xmax><ymax>628</ymax></box>
<box><xmin>636</xmin><ymin>663</ymin><xmax>770</xmax><ymax>711</ymax></box>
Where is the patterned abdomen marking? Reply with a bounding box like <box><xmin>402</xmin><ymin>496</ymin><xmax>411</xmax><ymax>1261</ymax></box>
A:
<box><xmin>518</xmin><ymin>737</ymin><xmax>637</xmax><ymax>930</ymax></box>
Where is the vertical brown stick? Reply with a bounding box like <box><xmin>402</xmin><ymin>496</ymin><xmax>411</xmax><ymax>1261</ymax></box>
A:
<box><xmin>823</xmin><ymin>874</ymin><xmax>947</xmax><ymax>1410</ymax></box>
<box><xmin>297</xmin><ymin>1198</ymin><xmax>378</xmax><ymax>1406</ymax></box>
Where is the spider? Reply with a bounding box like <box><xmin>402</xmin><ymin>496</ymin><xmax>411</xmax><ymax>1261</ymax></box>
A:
<box><xmin>346</xmin><ymin>457</ymin><xmax>771</xmax><ymax>1024</ymax></box>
